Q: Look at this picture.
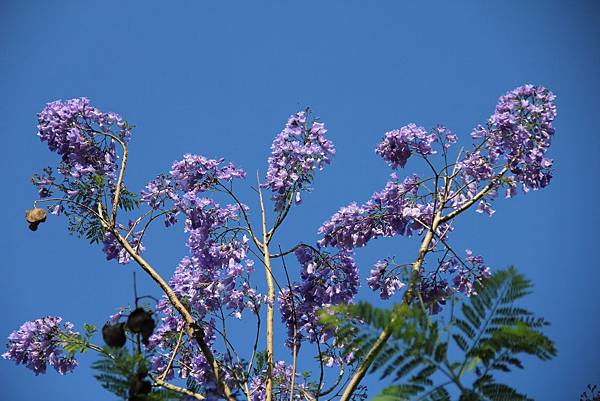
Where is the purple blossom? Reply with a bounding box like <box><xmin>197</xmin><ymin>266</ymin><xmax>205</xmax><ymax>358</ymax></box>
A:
<box><xmin>140</xmin><ymin>174</ymin><xmax>174</xmax><ymax>210</ymax></box>
<box><xmin>109</xmin><ymin>307</ymin><xmax>127</xmax><ymax>323</ymax></box>
<box><xmin>102</xmin><ymin>223</ymin><xmax>145</xmax><ymax>264</ymax></box>
<box><xmin>263</xmin><ymin>111</ymin><xmax>335</xmax><ymax>209</ymax></box>
<box><xmin>367</xmin><ymin>259</ymin><xmax>406</xmax><ymax>299</ymax></box>
<box><xmin>170</xmin><ymin>154</ymin><xmax>245</xmax><ymax>194</ymax></box>
<box><xmin>3</xmin><ymin>317</ymin><xmax>78</xmax><ymax>375</ymax></box>
<box><xmin>318</xmin><ymin>174</ymin><xmax>431</xmax><ymax>249</ymax></box>
<box><xmin>480</xmin><ymin>85</ymin><xmax>556</xmax><ymax>194</ymax></box>
<box><xmin>37</xmin><ymin>98</ymin><xmax>130</xmax><ymax>181</ymax></box>
<box><xmin>375</xmin><ymin>123</ymin><xmax>437</xmax><ymax>169</ymax></box>
<box><xmin>150</xmin><ymin>318</ymin><xmax>221</xmax><ymax>394</ymax></box>
<box><xmin>248</xmin><ymin>360</ymin><xmax>308</xmax><ymax>401</ymax></box>
<box><xmin>279</xmin><ymin>246</ymin><xmax>360</xmax><ymax>345</ymax></box>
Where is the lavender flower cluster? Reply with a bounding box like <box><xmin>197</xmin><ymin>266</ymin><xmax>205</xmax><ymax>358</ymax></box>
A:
<box><xmin>37</xmin><ymin>98</ymin><xmax>130</xmax><ymax>182</ymax></box>
<box><xmin>318</xmin><ymin>85</ymin><xmax>556</xmax><ymax>305</ymax></box>
<box><xmin>318</xmin><ymin>173</ymin><xmax>434</xmax><ymax>249</ymax></box>
<box><xmin>454</xmin><ymin>85</ymin><xmax>557</xmax><ymax>215</ymax></box>
<box><xmin>278</xmin><ymin>246</ymin><xmax>360</xmax><ymax>345</ymax></box>
<box><xmin>248</xmin><ymin>360</ymin><xmax>308</xmax><ymax>401</ymax></box>
<box><xmin>2</xmin><ymin>317</ymin><xmax>78</xmax><ymax>375</ymax></box>
<box><xmin>140</xmin><ymin>156</ymin><xmax>258</xmax><ymax>388</ymax></box>
<box><xmin>375</xmin><ymin>123</ymin><xmax>438</xmax><ymax>169</ymax></box>
<box><xmin>101</xmin><ymin>221</ymin><xmax>146</xmax><ymax>264</ymax></box>
<box><xmin>263</xmin><ymin>111</ymin><xmax>335</xmax><ymax>209</ymax></box>
<box><xmin>150</xmin><ymin>318</ymin><xmax>221</xmax><ymax>394</ymax></box>
<box><xmin>367</xmin><ymin>259</ymin><xmax>406</xmax><ymax>300</ymax></box>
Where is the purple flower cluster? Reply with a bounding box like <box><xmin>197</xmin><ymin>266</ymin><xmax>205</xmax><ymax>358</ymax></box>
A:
<box><xmin>170</xmin><ymin>154</ymin><xmax>246</xmax><ymax>194</ymax></box>
<box><xmin>140</xmin><ymin>154</ymin><xmax>246</xmax><ymax>227</ymax></box>
<box><xmin>367</xmin><ymin>259</ymin><xmax>406</xmax><ymax>300</ymax></box>
<box><xmin>3</xmin><ymin>317</ymin><xmax>78</xmax><ymax>375</ymax></box>
<box><xmin>468</xmin><ymin>85</ymin><xmax>556</xmax><ymax>193</ymax></box>
<box><xmin>37</xmin><ymin>98</ymin><xmax>130</xmax><ymax>181</ymax></box>
<box><xmin>263</xmin><ymin>111</ymin><xmax>335</xmax><ymax>209</ymax></box>
<box><xmin>419</xmin><ymin>249</ymin><xmax>492</xmax><ymax>313</ymax></box>
<box><xmin>248</xmin><ymin>360</ymin><xmax>308</xmax><ymax>401</ymax></box>
<box><xmin>449</xmin><ymin>85</ymin><xmax>556</xmax><ymax>219</ymax></box>
<box><xmin>148</xmin><ymin>196</ymin><xmax>258</xmax><ymax>388</ymax></box>
<box><xmin>279</xmin><ymin>246</ymin><xmax>360</xmax><ymax>345</ymax></box>
<box><xmin>140</xmin><ymin>174</ymin><xmax>173</xmax><ymax>210</ymax></box>
<box><xmin>318</xmin><ymin>174</ymin><xmax>430</xmax><ymax>249</ymax></box>
<box><xmin>150</xmin><ymin>319</ymin><xmax>220</xmax><ymax>394</ymax></box>
<box><xmin>102</xmin><ymin>223</ymin><xmax>145</xmax><ymax>265</ymax></box>
<box><xmin>375</xmin><ymin>123</ymin><xmax>437</xmax><ymax>169</ymax></box>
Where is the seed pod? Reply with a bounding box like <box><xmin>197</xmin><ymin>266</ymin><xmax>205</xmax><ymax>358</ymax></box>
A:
<box><xmin>26</xmin><ymin>208</ymin><xmax>47</xmax><ymax>231</ymax></box>
<box><xmin>127</xmin><ymin>308</ymin><xmax>153</xmax><ymax>333</ymax></box>
<box><xmin>25</xmin><ymin>208</ymin><xmax>47</xmax><ymax>223</ymax></box>
<box><xmin>102</xmin><ymin>323</ymin><xmax>127</xmax><ymax>348</ymax></box>
<box><xmin>140</xmin><ymin>317</ymin><xmax>156</xmax><ymax>346</ymax></box>
<box><xmin>129</xmin><ymin>373</ymin><xmax>152</xmax><ymax>399</ymax></box>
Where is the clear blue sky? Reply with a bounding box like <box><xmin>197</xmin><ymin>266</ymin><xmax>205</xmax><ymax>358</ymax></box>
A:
<box><xmin>1</xmin><ymin>1</ymin><xmax>599</xmax><ymax>400</ymax></box>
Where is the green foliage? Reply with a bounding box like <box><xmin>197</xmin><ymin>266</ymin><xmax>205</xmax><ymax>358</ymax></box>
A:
<box><xmin>92</xmin><ymin>348</ymin><xmax>180</xmax><ymax>401</ymax></box>
<box><xmin>324</xmin><ymin>267</ymin><xmax>556</xmax><ymax>401</ymax></box>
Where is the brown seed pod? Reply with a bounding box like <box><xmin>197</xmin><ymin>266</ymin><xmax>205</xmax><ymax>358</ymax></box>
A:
<box><xmin>127</xmin><ymin>308</ymin><xmax>153</xmax><ymax>333</ymax></box>
<box><xmin>129</xmin><ymin>373</ymin><xmax>152</xmax><ymax>399</ymax></box>
<box><xmin>102</xmin><ymin>323</ymin><xmax>127</xmax><ymax>348</ymax></box>
<box><xmin>26</xmin><ymin>208</ymin><xmax>47</xmax><ymax>230</ymax></box>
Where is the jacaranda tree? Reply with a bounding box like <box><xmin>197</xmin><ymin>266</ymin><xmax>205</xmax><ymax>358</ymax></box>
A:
<box><xmin>5</xmin><ymin>85</ymin><xmax>557</xmax><ymax>401</ymax></box>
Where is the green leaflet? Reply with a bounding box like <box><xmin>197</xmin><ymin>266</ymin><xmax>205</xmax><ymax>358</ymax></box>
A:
<box><xmin>322</xmin><ymin>267</ymin><xmax>556</xmax><ymax>401</ymax></box>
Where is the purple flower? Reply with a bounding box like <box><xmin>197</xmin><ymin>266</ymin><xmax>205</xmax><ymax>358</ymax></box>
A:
<box><xmin>3</xmin><ymin>317</ymin><xmax>78</xmax><ymax>375</ymax></box>
<box><xmin>140</xmin><ymin>174</ymin><xmax>174</xmax><ymax>210</ymax></box>
<box><xmin>318</xmin><ymin>174</ymin><xmax>430</xmax><ymax>249</ymax></box>
<box><xmin>170</xmin><ymin>154</ymin><xmax>245</xmax><ymax>194</ymax></box>
<box><xmin>249</xmin><ymin>360</ymin><xmax>308</xmax><ymax>401</ymax></box>
<box><xmin>279</xmin><ymin>246</ymin><xmax>360</xmax><ymax>345</ymax></box>
<box><xmin>263</xmin><ymin>111</ymin><xmax>335</xmax><ymax>209</ymax></box>
<box><xmin>37</xmin><ymin>98</ymin><xmax>130</xmax><ymax>181</ymax></box>
<box><xmin>367</xmin><ymin>259</ymin><xmax>406</xmax><ymax>299</ymax></box>
<box><xmin>482</xmin><ymin>85</ymin><xmax>557</xmax><ymax>193</ymax></box>
<box><xmin>375</xmin><ymin>123</ymin><xmax>437</xmax><ymax>168</ymax></box>
<box><xmin>102</xmin><ymin>223</ymin><xmax>145</xmax><ymax>264</ymax></box>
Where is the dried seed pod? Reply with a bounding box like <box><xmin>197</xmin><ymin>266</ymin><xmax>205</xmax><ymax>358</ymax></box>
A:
<box><xmin>140</xmin><ymin>318</ymin><xmax>156</xmax><ymax>346</ymax></box>
<box><xmin>129</xmin><ymin>373</ymin><xmax>152</xmax><ymax>399</ymax></box>
<box><xmin>25</xmin><ymin>208</ymin><xmax>47</xmax><ymax>224</ymax></box>
<box><xmin>102</xmin><ymin>323</ymin><xmax>127</xmax><ymax>348</ymax></box>
<box><xmin>126</xmin><ymin>308</ymin><xmax>153</xmax><ymax>333</ymax></box>
<box><xmin>26</xmin><ymin>208</ymin><xmax>47</xmax><ymax>231</ymax></box>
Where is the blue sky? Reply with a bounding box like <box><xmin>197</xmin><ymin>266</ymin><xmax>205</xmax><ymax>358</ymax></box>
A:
<box><xmin>1</xmin><ymin>1</ymin><xmax>599</xmax><ymax>400</ymax></box>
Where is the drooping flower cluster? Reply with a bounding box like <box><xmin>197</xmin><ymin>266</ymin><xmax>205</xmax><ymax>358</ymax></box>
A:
<box><xmin>248</xmin><ymin>360</ymin><xmax>308</xmax><ymax>401</ymax></box>
<box><xmin>140</xmin><ymin>155</ymin><xmax>246</xmax><ymax>227</ymax></box>
<box><xmin>2</xmin><ymin>317</ymin><xmax>78</xmax><ymax>375</ymax></box>
<box><xmin>170</xmin><ymin>154</ymin><xmax>246</xmax><ymax>194</ymax></box>
<box><xmin>150</xmin><ymin>318</ymin><xmax>221</xmax><ymax>394</ymax></box>
<box><xmin>37</xmin><ymin>98</ymin><xmax>130</xmax><ymax>181</ymax></box>
<box><xmin>146</xmin><ymin>167</ymin><xmax>258</xmax><ymax>388</ymax></box>
<box><xmin>101</xmin><ymin>223</ymin><xmax>145</xmax><ymax>264</ymax></box>
<box><xmin>279</xmin><ymin>246</ymin><xmax>360</xmax><ymax>345</ymax></box>
<box><xmin>149</xmin><ymin>198</ymin><xmax>257</xmax><ymax>345</ymax></box>
<box><xmin>485</xmin><ymin>85</ymin><xmax>556</xmax><ymax>191</ymax></box>
<box><xmin>375</xmin><ymin>123</ymin><xmax>438</xmax><ymax>169</ymax></box>
<box><xmin>263</xmin><ymin>111</ymin><xmax>335</xmax><ymax>209</ymax></box>
<box><xmin>367</xmin><ymin>259</ymin><xmax>406</xmax><ymax>300</ymax></box>
<box><xmin>449</xmin><ymin>85</ymin><xmax>557</xmax><ymax>218</ymax></box>
<box><xmin>318</xmin><ymin>174</ymin><xmax>439</xmax><ymax>249</ymax></box>
<box><xmin>419</xmin><ymin>249</ymin><xmax>492</xmax><ymax>313</ymax></box>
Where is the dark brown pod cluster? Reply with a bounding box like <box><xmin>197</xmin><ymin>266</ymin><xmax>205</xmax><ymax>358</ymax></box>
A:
<box><xmin>127</xmin><ymin>308</ymin><xmax>155</xmax><ymax>345</ymax></box>
<box><xmin>102</xmin><ymin>323</ymin><xmax>127</xmax><ymax>348</ymax></box>
<box><xmin>25</xmin><ymin>208</ymin><xmax>47</xmax><ymax>231</ymax></box>
<box><xmin>129</xmin><ymin>372</ymin><xmax>152</xmax><ymax>401</ymax></box>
